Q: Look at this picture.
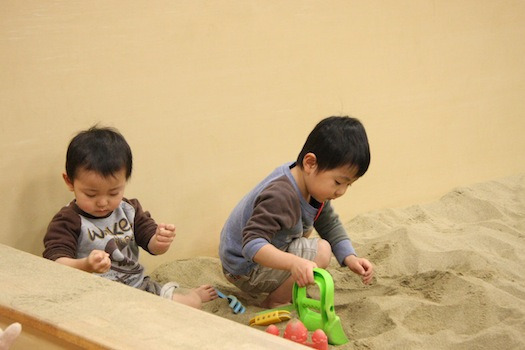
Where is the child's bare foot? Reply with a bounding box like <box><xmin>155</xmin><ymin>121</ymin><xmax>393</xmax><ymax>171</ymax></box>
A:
<box><xmin>194</xmin><ymin>284</ymin><xmax>218</xmax><ymax>302</ymax></box>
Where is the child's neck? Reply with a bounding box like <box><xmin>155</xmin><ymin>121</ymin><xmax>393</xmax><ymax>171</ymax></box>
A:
<box><xmin>290</xmin><ymin>165</ymin><xmax>310</xmax><ymax>202</ymax></box>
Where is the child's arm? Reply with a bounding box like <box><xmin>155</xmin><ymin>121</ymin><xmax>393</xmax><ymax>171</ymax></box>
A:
<box><xmin>254</xmin><ymin>244</ymin><xmax>317</xmax><ymax>287</ymax></box>
<box><xmin>344</xmin><ymin>255</ymin><xmax>374</xmax><ymax>285</ymax></box>
<box><xmin>44</xmin><ymin>205</ymin><xmax>110</xmax><ymax>273</ymax></box>
<box><xmin>147</xmin><ymin>223</ymin><xmax>176</xmax><ymax>255</ymax></box>
<box><xmin>56</xmin><ymin>250</ymin><xmax>111</xmax><ymax>273</ymax></box>
<box><xmin>314</xmin><ymin>202</ymin><xmax>374</xmax><ymax>284</ymax></box>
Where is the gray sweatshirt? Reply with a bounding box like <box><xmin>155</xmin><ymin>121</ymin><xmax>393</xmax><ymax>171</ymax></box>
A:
<box><xmin>43</xmin><ymin>198</ymin><xmax>157</xmax><ymax>288</ymax></box>
<box><xmin>219</xmin><ymin>162</ymin><xmax>356</xmax><ymax>276</ymax></box>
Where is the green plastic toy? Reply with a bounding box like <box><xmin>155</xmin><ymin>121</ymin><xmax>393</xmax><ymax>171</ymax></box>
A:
<box><xmin>255</xmin><ymin>268</ymin><xmax>349</xmax><ymax>345</ymax></box>
<box><xmin>292</xmin><ymin>268</ymin><xmax>349</xmax><ymax>345</ymax></box>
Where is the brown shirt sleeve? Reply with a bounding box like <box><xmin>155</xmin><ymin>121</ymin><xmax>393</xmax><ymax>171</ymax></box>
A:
<box><xmin>124</xmin><ymin>198</ymin><xmax>158</xmax><ymax>253</ymax></box>
<box><xmin>42</xmin><ymin>204</ymin><xmax>82</xmax><ymax>261</ymax></box>
<box><xmin>242</xmin><ymin>177</ymin><xmax>301</xmax><ymax>247</ymax></box>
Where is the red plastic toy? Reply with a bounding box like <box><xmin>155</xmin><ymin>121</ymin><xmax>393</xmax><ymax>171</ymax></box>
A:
<box><xmin>266</xmin><ymin>319</ymin><xmax>328</xmax><ymax>350</ymax></box>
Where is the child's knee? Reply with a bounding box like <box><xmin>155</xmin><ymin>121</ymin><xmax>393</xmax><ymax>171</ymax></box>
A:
<box><xmin>315</xmin><ymin>239</ymin><xmax>331</xmax><ymax>268</ymax></box>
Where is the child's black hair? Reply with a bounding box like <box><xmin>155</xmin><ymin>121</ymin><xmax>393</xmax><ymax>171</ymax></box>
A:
<box><xmin>65</xmin><ymin>126</ymin><xmax>133</xmax><ymax>181</ymax></box>
<box><xmin>297</xmin><ymin>116</ymin><xmax>370</xmax><ymax>176</ymax></box>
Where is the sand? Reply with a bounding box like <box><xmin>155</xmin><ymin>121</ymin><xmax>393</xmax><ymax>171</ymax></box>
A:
<box><xmin>152</xmin><ymin>174</ymin><xmax>525</xmax><ymax>349</ymax></box>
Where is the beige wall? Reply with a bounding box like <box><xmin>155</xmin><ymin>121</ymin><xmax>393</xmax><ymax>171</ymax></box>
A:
<box><xmin>2</xmin><ymin>1</ymin><xmax>524</xmax><ymax>273</ymax></box>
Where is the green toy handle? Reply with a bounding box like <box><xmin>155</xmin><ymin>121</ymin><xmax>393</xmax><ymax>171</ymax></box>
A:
<box><xmin>292</xmin><ymin>268</ymin><xmax>349</xmax><ymax>345</ymax></box>
<box><xmin>292</xmin><ymin>268</ymin><xmax>333</xmax><ymax>329</ymax></box>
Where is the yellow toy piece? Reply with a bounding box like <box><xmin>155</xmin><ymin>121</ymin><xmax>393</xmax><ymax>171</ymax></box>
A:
<box><xmin>249</xmin><ymin>310</ymin><xmax>292</xmax><ymax>326</ymax></box>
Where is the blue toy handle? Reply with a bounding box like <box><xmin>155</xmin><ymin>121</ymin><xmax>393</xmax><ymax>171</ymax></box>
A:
<box><xmin>215</xmin><ymin>288</ymin><xmax>245</xmax><ymax>314</ymax></box>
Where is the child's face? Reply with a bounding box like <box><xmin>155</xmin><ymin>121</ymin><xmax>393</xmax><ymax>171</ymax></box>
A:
<box><xmin>63</xmin><ymin>168</ymin><xmax>127</xmax><ymax>217</ymax></box>
<box><xmin>305</xmin><ymin>164</ymin><xmax>359</xmax><ymax>203</ymax></box>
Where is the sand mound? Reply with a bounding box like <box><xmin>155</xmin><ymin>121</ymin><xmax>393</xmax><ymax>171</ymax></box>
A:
<box><xmin>152</xmin><ymin>174</ymin><xmax>525</xmax><ymax>349</ymax></box>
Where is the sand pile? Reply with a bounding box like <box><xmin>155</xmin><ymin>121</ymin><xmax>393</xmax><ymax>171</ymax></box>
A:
<box><xmin>152</xmin><ymin>174</ymin><xmax>525</xmax><ymax>349</ymax></box>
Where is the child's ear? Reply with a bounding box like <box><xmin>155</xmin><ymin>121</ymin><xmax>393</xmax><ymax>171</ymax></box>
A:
<box><xmin>62</xmin><ymin>173</ymin><xmax>74</xmax><ymax>191</ymax></box>
<box><xmin>303</xmin><ymin>153</ymin><xmax>318</xmax><ymax>174</ymax></box>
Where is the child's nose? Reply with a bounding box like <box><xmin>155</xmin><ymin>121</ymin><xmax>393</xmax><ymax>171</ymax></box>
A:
<box><xmin>335</xmin><ymin>187</ymin><xmax>347</xmax><ymax>197</ymax></box>
<box><xmin>97</xmin><ymin>198</ymin><xmax>108</xmax><ymax>207</ymax></box>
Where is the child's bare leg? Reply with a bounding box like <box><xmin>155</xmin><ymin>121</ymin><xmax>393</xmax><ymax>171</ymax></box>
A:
<box><xmin>315</xmin><ymin>239</ymin><xmax>332</xmax><ymax>268</ymax></box>
<box><xmin>171</xmin><ymin>284</ymin><xmax>218</xmax><ymax>309</ymax></box>
<box><xmin>260</xmin><ymin>275</ymin><xmax>295</xmax><ymax>309</ymax></box>
<box><xmin>261</xmin><ymin>239</ymin><xmax>332</xmax><ymax>309</ymax></box>
<box><xmin>172</xmin><ymin>291</ymin><xmax>203</xmax><ymax>309</ymax></box>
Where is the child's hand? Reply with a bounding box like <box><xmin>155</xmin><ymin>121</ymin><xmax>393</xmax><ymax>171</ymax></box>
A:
<box><xmin>290</xmin><ymin>257</ymin><xmax>318</xmax><ymax>287</ymax></box>
<box><xmin>87</xmin><ymin>250</ymin><xmax>111</xmax><ymax>273</ymax></box>
<box><xmin>149</xmin><ymin>223</ymin><xmax>176</xmax><ymax>255</ymax></box>
<box><xmin>344</xmin><ymin>255</ymin><xmax>374</xmax><ymax>285</ymax></box>
<box><xmin>155</xmin><ymin>223</ymin><xmax>176</xmax><ymax>246</ymax></box>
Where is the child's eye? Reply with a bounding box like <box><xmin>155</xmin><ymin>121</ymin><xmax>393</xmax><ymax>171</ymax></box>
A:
<box><xmin>335</xmin><ymin>181</ymin><xmax>341</xmax><ymax>185</ymax></box>
<box><xmin>85</xmin><ymin>194</ymin><xmax>96</xmax><ymax>198</ymax></box>
<box><xmin>109</xmin><ymin>193</ymin><xmax>119</xmax><ymax>197</ymax></box>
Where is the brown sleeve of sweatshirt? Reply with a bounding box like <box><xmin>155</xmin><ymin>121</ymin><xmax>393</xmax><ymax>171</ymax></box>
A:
<box><xmin>124</xmin><ymin>198</ymin><xmax>158</xmax><ymax>253</ymax></box>
<box><xmin>242</xmin><ymin>176</ymin><xmax>301</xmax><ymax>247</ymax></box>
<box><xmin>42</xmin><ymin>204</ymin><xmax>82</xmax><ymax>261</ymax></box>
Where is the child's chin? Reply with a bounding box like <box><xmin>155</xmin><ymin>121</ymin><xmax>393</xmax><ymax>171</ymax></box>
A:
<box><xmin>92</xmin><ymin>210</ymin><xmax>111</xmax><ymax>217</ymax></box>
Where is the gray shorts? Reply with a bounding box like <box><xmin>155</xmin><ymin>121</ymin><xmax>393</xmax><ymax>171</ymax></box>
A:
<box><xmin>224</xmin><ymin>237</ymin><xmax>319</xmax><ymax>294</ymax></box>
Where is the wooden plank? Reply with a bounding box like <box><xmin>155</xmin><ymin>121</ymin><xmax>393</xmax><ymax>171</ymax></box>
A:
<box><xmin>0</xmin><ymin>244</ymin><xmax>306</xmax><ymax>349</ymax></box>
